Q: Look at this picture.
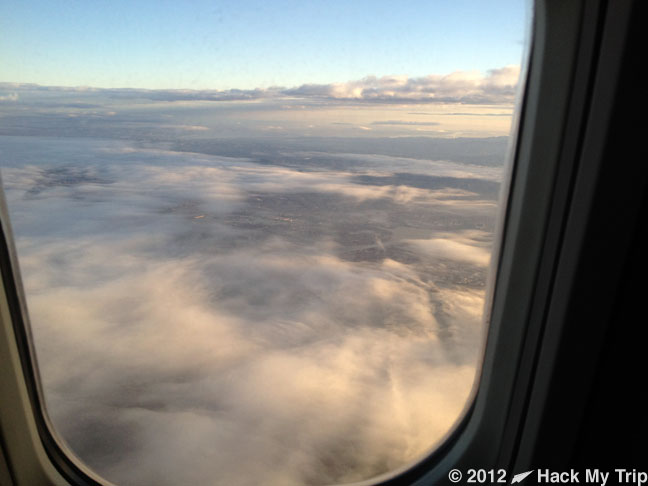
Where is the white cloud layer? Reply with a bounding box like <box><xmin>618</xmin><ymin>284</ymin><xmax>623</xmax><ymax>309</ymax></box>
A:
<box><xmin>1</xmin><ymin>134</ymin><xmax>503</xmax><ymax>485</ymax></box>
<box><xmin>284</xmin><ymin>66</ymin><xmax>521</xmax><ymax>103</ymax></box>
<box><xmin>1</xmin><ymin>66</ymin><xmax>520</xmax><ymax>105</ymax></box>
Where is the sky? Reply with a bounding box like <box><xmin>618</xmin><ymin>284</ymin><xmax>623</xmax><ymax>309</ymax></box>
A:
<box><xmin>0</xmin><ymin>0</ymin><xmax>529</xmax><ymax>89</ymax></box>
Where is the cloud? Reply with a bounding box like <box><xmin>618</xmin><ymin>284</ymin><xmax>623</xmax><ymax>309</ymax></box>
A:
<box><xmin>0</xmin><ymin>133</ymin><xmax>503</xmax><ymax>485</ymax></box>
<box><xmin>283</xmin><ymin>66</ymin><xmax>521</xmax><ymax>104</ymax></box>
<box><xmin>438</xmin><ymin>112</ymin><xmax>513</xmax><ymax>117</ymax></box>
<box><xmin>405</xmin><ymin>230</ymin><xmax>493</xmax><ymax>267</ymax></box>
<box><xmin>372</xmin><ymin>120</ymin><xmax>441</xmax><ymax>126</ymax></box>
<box><xmin>300</xmin><ymin>152</ymin><xmax>504</xmax><ymax>182</ymax></box>
<box><xmin>0</xmin><ymin>66</ymin><xmax>520</xmax><ymax>105</ymax></box>
<box><xmin>166</xmin><ymin>124</ymin><xmax>210</xmax><ymax>131</ymax></box>
<box><xmin>0</xmin><ymin>92</ymin><xmax>18</xmax><ymax>102</ymax></box>
<box><xmin>24</xmin><ymin>241</ymin><xmax>481</xmax><ymax>486</ymax></box>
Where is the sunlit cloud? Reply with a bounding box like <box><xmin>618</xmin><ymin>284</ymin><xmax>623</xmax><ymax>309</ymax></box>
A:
<box><xmin>0</xmin><ymin>66</ymin><xmax>520</xmax><ymax>105</ymax></box>
<box><xmin>283</xmin><ymin>66</ymin><xmax>521</xmax><ymax>104</ymax></box>
<box><xmin>23</xmin><ymin>236</ymin><xmax>481</xmax><ymax>485</ymax></box>
<box><xmin>372</xmin><ymin>120</ymin><xmax>441</xmax><ymax>126</ymax></box>
<box><xmin>0</xmin><ymin>92</ymin><xmax>19</xmax><ymax>102</ymax></box>
<box><xmin>405</xmin><ymin>231</ymin><xmax>492</xmax><ymax>267</ymax></box>
<box><xmin>0</xmin><ymin>101</ymin><xmax>506</xmax><ymax>484</ymax></box>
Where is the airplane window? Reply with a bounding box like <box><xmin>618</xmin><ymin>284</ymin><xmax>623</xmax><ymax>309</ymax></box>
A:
<box><xmin>0</xmin><ymin>1</ymin><xmax>528</xmax><ymax>485</ymax></box>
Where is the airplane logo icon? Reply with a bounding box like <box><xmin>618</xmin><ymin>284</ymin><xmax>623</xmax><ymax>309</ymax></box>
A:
<box><xmin>511</xmin><ymin>470</ymin><xmax>534</xmax><ymax>484</ymax></box>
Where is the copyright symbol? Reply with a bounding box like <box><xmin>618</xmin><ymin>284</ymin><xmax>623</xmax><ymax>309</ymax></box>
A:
<box><xmin>449</xmin><ymin>469</ymin><xmax>462</xmax><ymax>483</ymax></box>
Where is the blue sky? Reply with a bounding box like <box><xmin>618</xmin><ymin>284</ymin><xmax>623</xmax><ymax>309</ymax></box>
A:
<box><xmin>1</xmin><ymin>0</ymin><xmax>528</xmax><ymax>90</ymax></box>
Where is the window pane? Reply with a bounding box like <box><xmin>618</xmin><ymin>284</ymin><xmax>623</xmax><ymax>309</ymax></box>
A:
<box><xmin>0</xmin><ymin>1</ymin><xmax>528</xmax><ymax>484</ymax></box>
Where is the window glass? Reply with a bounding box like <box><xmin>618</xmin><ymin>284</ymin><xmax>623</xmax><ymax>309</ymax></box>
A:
<box><xmin>0</xmin><ymin>1</ymin><xmax>527</xmax><ymax>484</ymax></box>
